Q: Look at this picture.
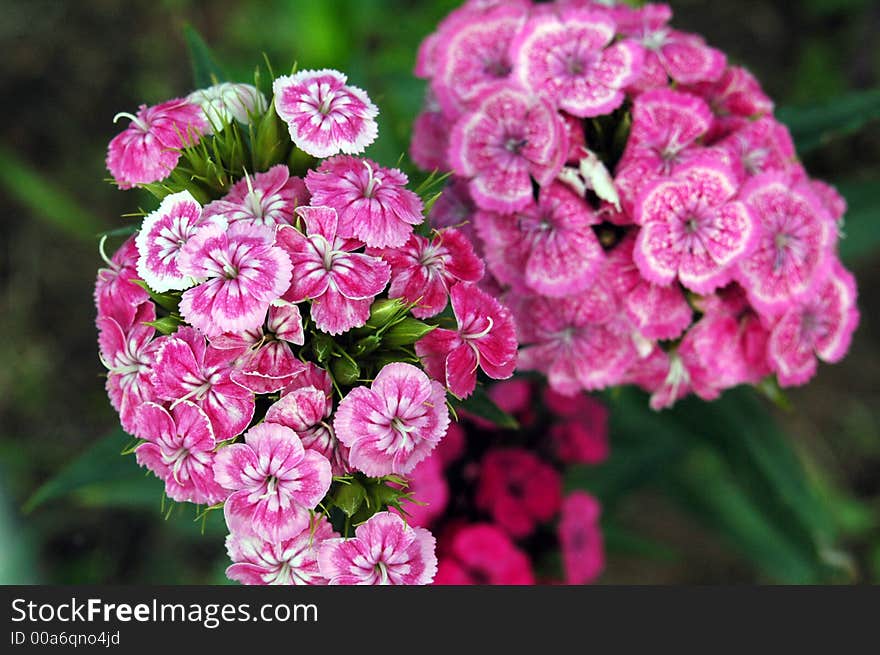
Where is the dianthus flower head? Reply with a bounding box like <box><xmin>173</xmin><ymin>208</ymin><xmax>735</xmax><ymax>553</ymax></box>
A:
<box><xmin>434</xmin><ymin>523</ymin><xmax>534</xmax><ymax>585</ymax></box>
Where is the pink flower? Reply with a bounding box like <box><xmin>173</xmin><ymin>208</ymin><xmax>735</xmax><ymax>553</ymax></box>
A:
<box><xmin>178</xmin><ymin>222</ymin><xmax>292</xmax><ymax>337</ymax></box>
<box><xmin>558</xmin><ymin>491</ymin><xmax>604</xmax><ymax>585</ymax></box>
<box><xmin>276</xmin><ymin>206</ymin><xmax>391</xmax><ymax>335</ymax></box>
<box><xmin>434</xmin><ymin>523</ymin><xmax>534</xmax><ymax>585</ymax></box>
<box><xmin>225</xmin><ymin>516</ymin><xmax>338</xmax><ymax>586</ymax></box>
<box><xmin>214</xmin><ymin>422</ymin><xmax>332</xmax><ymax>543</ymax></box>
<box><xmin>333</xmin><ymin>362</ymin><xmax>450</xmax><ymax>476</ymax></box>
<box><xmin>203</xmin><ymin>165</ymin><xmax>309</xmax><ymax>229</ymax></box>
<box><xmin>135</xmin><ymin>190</ymin><xmax>225</xmax><ymax>293</ymax></box>
<box><xmin>513</xmin><ymin>8</ymin><xmax>643</xmax><ymax>117</ymax></box>
<box><xmin>317</xmin><ymin>511</ymin><xmax>437</xmax><ymax>585</ymax></box>
<box><xmin>687</xmin><ymin>65</ymin><xmax>774</xmax><ymax>122</ymax></box>
<box><xmin>305</xmin><ymin>156</ymin><xmax>424</xmax><ymax>248</ymax></box>
<box><xmin>273</xmin><ymin>69</ymin><xmax>378</xmax><ymax>158</ymax></box>
<box><xmin>370</xmin><ymin>228</ymin><xmax>484</xmax><ymax>318</ymax></box>
<box><xmin>448</xmin><ymin>85</ymin><xmax>566</xmax><ymax>213</ymax></box>
<box><xmin>399</xmin><ymin>454</ymin><xmax>449</xmax><ymax>528</ymax></box>
<box><xmin>134</xmin><ymin>401</ymin><xmax>226</xmax><ymax>505</ymax></box>
<box><xmin>736</xmin><ymin>172</ymin><xmax>835</xmax><ymax>314</ymax></box>
<box><xmin>475</xmin><ymin>448</ymin><xmax>563</xmax><ymax>538</ymax></box>
<box><xmin>634</xmin><ymin>159</ymin><xmax>756</xmax><ymax>294</ymax></box>
<box><xmin>545</xmin><ymin>390</ymin><xmax>610</xmax><ymax>465</ymax></box>
<box><xmin>768</xmin><ymin>261</ymin><xmax>859</xmax><ymax>386</ymax></box>
<box><xmin>106</xmin><ymin>98</ymin><xmax>208</xmax><ymax>189</ymax></box>
<box><xmin>435</xmin><ymin>421</ymin><xmax>466</xmax><ymax>468</ymax></box>
<box><xmin>415</xmin><ymin>283</ymin><xmax>517</xmax><ymax>398</ymax></box>
<box><xmin>94</xmin><ymin>236</ymin><xmax>150</xmax><ymax>325</ymax></box>
<box><xmin>474</xmin><ymin>183</ymin><xmax>604</xmax><ymax>298</ymax></box>
<box><xmin>410</xmin><ymin>108</ymin><xmax>450</xmax><ymax>171</ymax></box>
<box><xmin>151</xmin><ymin>327</ymin><xmax>254</xmax><ymax>441</ymax></box>
<box><xmin>717</xmin><ymin>117</ymin><xmax>797</xmax><ymax>183</ymax></box>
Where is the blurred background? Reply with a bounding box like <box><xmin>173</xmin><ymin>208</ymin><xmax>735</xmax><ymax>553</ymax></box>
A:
<box><xmin>1</xmin><ymin>0</ymin><xmax>878</xmax><ymax>584</ymax></box>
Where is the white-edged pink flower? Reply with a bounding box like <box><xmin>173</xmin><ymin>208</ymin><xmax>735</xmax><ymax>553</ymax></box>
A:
<box><xmin>94</xmin><ymin>236</ymin><xmax>150</xmax><ymax>325</ymax></box>
<box><xmin>273</xmin><ymin>69</ymin><xmax>378</xmax><ymax>158</ymax></box>
<box><xmin>334</xmin><ymin>362</ymin><xmax>450</xmax><ymax>476</ymax></box>
<box><xmin>151</xmin><ymin>327</ymin><xmax>254</xmax><ymax>441</ymax></box>
<box><xmin>135</xmin><ymin>190</ymin><xmax>226</xmax><ymax>293</ymax></box>
<box><xmin>717</xmin><ymin>117</ymin><xmax>797</xmax><ymax>183</ymax></box>
<box><xmin>134</xmin><ymin>401</ymin><xmax>226</xmax><ymax>505</ymax></box>
<box><xmin>177</xmin><ymin>222</ymin><xmax>292</xmax><ymax>337</ymax></box>
<box><xmin>203</xmin><ymin>165</ymin><xmax>309</xmax><ymax>228</ymax></box>
<box><xmin>187</xmin><ymin>82</ymin><xmax>267</xmax><ymax>131</ymax></box>
<box><xmin>276</xmin><ymin>206</ymin><xmax>391</xmax><ymax>335</ymax></box>
<box><xmin>214</xmin><ymin>422</ymin><xmax>332</xmax><ymax>543</ymax></box>
<box><xmin>305</xmin><ymin>156</ymin><xmax>424</xmax><ymax>248</ymax></box>
<box><xmin>317</xmin><ymin>511</ymin><xmax>437</xmax><ymax>585</ymax></box>
<box><xmin>106</xmin><ymin>98</ymin><xmax>209</xmax><ymax>189</ymax></box>
<box><xmin>225</xmin><ymin>516</ymin><xmax>338</xmax><ymax>586</ymax></box>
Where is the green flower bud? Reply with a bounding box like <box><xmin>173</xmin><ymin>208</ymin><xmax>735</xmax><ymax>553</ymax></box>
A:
<box><xmin>331</xmin><ymin>357</ymin><xmax>360</xmax><ymax>386</ymax></box>
<box><xmin>312</xmin><ymin>333</ymin><xmax>335</xmax><ymax>364</ymax></box>
<box><xmin>333</xmin><ymin>480</ymin><xmax>366</xmax><ymax>518</ymax></box>
<box><xmin>351</xmin><ymin>334</ymin><xmax>382</xmax><ymax>358</ymax></box>
<box><xmin>383</xmin><ymin>318</ymin><xmax>436</xmax><ymax>347</ymax></box>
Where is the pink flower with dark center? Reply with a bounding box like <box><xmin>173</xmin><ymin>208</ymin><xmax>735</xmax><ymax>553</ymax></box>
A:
<box><xmin>134</xmin><ymin>401</ymin><xmax>226</xmax><ymax>505</ymax></box>
<box><xmin>399</xmin><ymin>454</ymin><xmax>449</xmax><ymax>528</ymax></box>
<box><xmin>305</xmin><ymin>156</ymin><xmax>424</xmax><ymax>248</ymax></box>
<box><xmin>203</xmin><ymin>165</ymin><xmax>309</xmax><ymax>229</ymax></box>
<box><xmin>334</xmin><ymin>362</ymin><xmax>450</xmax><ymax>476</ymax></box>
<box><xmin>415</xmin><ymin>283</ymin><xmax>518</xmax><ymax>399</ymax></box>
<box><xmin>317</xmin><ymin>511</ymin><xmax>437</xmax><ymax>585</ymax></box>
<box><xmin>546</xmin><ymin>391</ymin><xmax>610</xmax><ymax>465</ymax></box>
<box><xmin>177</xmin><ymin>222</ymin><xmax>292</xmax><ymax>337</ymax></box>
<box><xmin>513</xmin><ymin>8</ymin><xmax>643</xmax><ymax>117</ymax></box>
<box><xmin>94</xmin><ymin>236</ymin><xmax>150</xmax><ymax>326</ymax></box>
<box><xmin>475</xmin><ymin>448</ymin><xmax>562</xmax><ymax>538</ymax></box>
<box><xmin>273</xmin><ymin>69</ymin><xmax>378</xmax><ymax>158</ymax></box>
<box><xmin>214</xmin><ymin>422</ymin><xmax>332</xmax><ymax>543</ymax></box>
<box><xmin>276</xmin><ymin>206</ymin><xmax>391</xmax><ymax>335</ymax></box>
<box><xmin>474</xmin><ymin>183</ymin><xmax>604</xmax><ymax>298</ymax></box>
<box><xmin>433</xmin><ymin>523</ymin><xmax>534</xmax><ymax>585</ymax></box>
<box><xmin>448</xmin><ymin>85</ymin><xmax>566</xmax><ymax>213</ymax></box>
<box><xmin>151</xmin><ymin>327</ymin><xmax>254</xmax><ymax>441</ymax></box>
<box><xmin>225</xmin><ymin>516</ymin><xmax>338</xmax><ymax>586</ymax></box>
<box><xmin>558</xmin><ymin>491</ymin><xmax>604</xmax><ymax>585</ymax></box>
<box><xmin>717</xmin><ymin>117</ymin><xmax>797</xmax><ymax>183</ymax></box>
<box><xmin>135</xmin><ymin>190</ymin><xmax>226</xmax><ymax>293</ymax></box>
<box><xmin>106</xmin><ymin>98</ymin><xmax>208</xmax><ymax>189</ymax></box>
<box><xmin>370</xmin><ymin>228</ymin><xmax>484</xmax><ymax>318</ymax></box>
<box><xmin>736</xmin><ymin>173</ymin><xmax>835</xmax><ymax>313</ymax></box>
<box><xmin>768</xmin><ymin>261</ymin><xmax>859</xmax><ymax>387</ymax></box>
<box><xmin>634</xmin><ymin>159</ymin><xmax>756</xmax><ymax>294</ymax></box>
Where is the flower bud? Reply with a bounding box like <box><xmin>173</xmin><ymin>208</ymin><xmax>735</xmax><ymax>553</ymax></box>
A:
<box><xmin>383</xmin><ymin>318</ymin><xmax>436</xmax><ymax>347</ymax></box>
<box><xmin>331</xmin><ymin>357</ymin><xmax>360</xmax><ymax>386</ymax></box>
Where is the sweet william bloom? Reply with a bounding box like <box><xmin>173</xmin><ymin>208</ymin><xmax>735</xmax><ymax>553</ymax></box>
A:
<box><xmin>416</xmin><ymin>283</ymin><xmax>517</xmax><ymax>399</ymax></box>
<box><xmin>214</xmin><ymin>422</ymin><xmax>332</xmax><ymax>543</ymax></box>
<box><xmin>317</xmin><ymin>511</ymin><xmax>437</xmax><ymax>585</ymax></box>
<box><xmin>513</xmin><ymin>8</ymin><xmax>643</xmax><ymax>118</ymax></box>
<box><xmin>94</xmin><ymin>236</ymin><xmax>150</xmax><ymax>325</ymax></box>
<box><xmin>135</xmin><ymin>190</ymin><xmax>226</xmax><ymax>293</ymax></box>
<box><xmin>370</xmin><ymin>228</ymin><xmax>484</xmax><ymax>318</ymax></box>
<box><xmin>305</xmin><ymin>156</ymin><xmax>424</xmax><ymax>248</ymax></box>
<box><xmin>334</xmin><ymin>362</ymin><xmax>450</xmax><ymax>476</ymax></box>
<box><xmin>273</xmin><ymin>69</ymin><xmax>378</xmax><ymax>158</ymax></box>
<box><xmin>226</xmin><ymin>516</ymin><xmax>338</xmax><ymax>586</ymax></box>
<box><xmin>152</xmin><ymin>327</ymin><xmax>254</xmax><ymax>441</ymax></box>
<box><xmin>187</xmin><ymin>82</ymin><xmax>267</xmax><ymax>131</ymax></box>
<box><xmin>434</xmin><ymin>523</ymin><xmax>534</xmax><ymax>585</ymax></box>
<box><xmin>717</xmin><ymin>117</ymin><xmax>797</xmax><ymax>183</ymax></box>
<box><xmin>178</xmin><ymin>222</ymin><xmax>293</xmax><ymax>337</ymax></box>
<box><xmin>559</xmin><ymin>491</ymin><xmax>604</xmax><ymax>585</ymax></box>
<box><xmin>203</xmin><ymin>165</ymin><xmax>309</xmax><ymax>229</ymax></box>
<box><xmin>545</xmin><ymin>390</ymin><xmax>610</xmax><ymax>465</ymax></box>
<box><xmin>106</xmin><ymin>98</ymin><xmax>209</xmax><ymax>189</ymax></box>
<box><xmin>398</xmin><ymin>454</ymin><xmax>449</xmax><ymax>528</ymax></box>
<box><xmin>134</xmin><ymin>401</ymin><xmax>226</xmax><ymax>505</ymax></box>
<box><xmin>276</xmin><ymin>206</ymin><xmax>391</xmax><ymax>335</ymax></box>
<box><xmin>449</xmin><ymin>85</ymin><xmax>566</xmax><ymax>213</ymax></box>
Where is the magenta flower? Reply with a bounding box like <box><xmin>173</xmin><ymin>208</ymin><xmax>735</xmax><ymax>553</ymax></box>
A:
<box><xmin>434</xmin><ymin>523</ymin><xmax>534</xmax><ymax>585</ymax></box>
<box><xmin>151</xmin><ymin>327</ymin><xmax>254</xmax><ymax>441</ymax></box>
<box><xmin>686</xmin><ymin>65</ymin><xmax>774</xmax><ymax>126</ymax></box>
<box><xmin>514</xmin><ymin>8</ymin><xmax>643</xmax><ymax>117</ymax></box>
<box><xmin>448</xmin><ymin>85</ymin><xmax>566</xmax><ymax>213</ymax></box>
<box><xmin>334</xmin><ymin>362</ymin><xmax>450</xmax><ymax>476</ymax></box>
<box><xmin>416</xmin><ymin>283</ymin><xmax>517</xmax><ymax>399</ymax></box>
<box><xmin>225</xmin><ymin>516</ymin><xmax>338</xmax><ymax>586</ymax></box>
<box><xmin>305</xmin><ymin>156</ymin><xmax>424</xmax><ymax>248</ymax></box>
<box><xmin>317</xmin><ymin>512</ymin><xmax>437</xmax><ymax>585</ymax></box>
<box><xmin>106</xmin><ymin>98</ymin><xmax>208</xmax><ymax>189</ymax></box>
<box><xmin>558</xmin><ymin>491</ymin><xmax>604</xmax><ymax>585</ymax></box>
<box><xmin>634</xmin><ymin>159</ymin><xmax>756</xmax><ymax>294</ymax></box>
<box><xmin>545</xmin><ymin>389</ymin><xmax>610</xmax><ymax>465</ymax></box>
<box><xmin>276</xmin><ymin>206</ymin><xmax>391</xmax><ymax>335</ymax></box>
<box><xmin>214</xmin><ymin>422</ymin><xmax>332</xmax><ymax>543</ymax></box>
<box><xmin>717</xmin><ymin>117</ymin><xmax>797</xmax><ymax>183</ymax></box>
<box><xmin>203</xmin><ymin>165</ymin><xmax>309</xmax><ymax>229</ymax></box>
<box><xmin>134</xmin><ymin>401</ymin><xmax>226</xmax><ymax>505</ymax></box>
<box><xmin>370</xmin><ymin>228</ymin><xmax>484</xmax><ymax>318</ymax></box>
<box><xmin>399</xmin><ymin>454</ymin><xmax>449</xmax><ymax>528</ymax></box>
<box><xmin>177</xmin><ymin>222</ymin><xmax>292</xmax><ymax>337</ymax></box>
<box><xmin>94</xmin><ymin>236</ymin><xmax>150</xmax><ymax>326</ymax></box>
<box><xmin>135</xmin><ymin>190</ymin><xmax>225</xmax><ymax>293</ymax></box>
<box><xmin>410</xmin><ymin>108</ymin><xmax>450</xmax><ymax>172</ymax></box>
<box><xmin>273</xmin><ymin>69</ymin><xmax>378</xmax><ymax>158</ymax></box>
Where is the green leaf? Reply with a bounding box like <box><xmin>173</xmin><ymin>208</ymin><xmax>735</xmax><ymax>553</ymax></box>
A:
<box><xmin>131</xmin><ymin>280</ymin><xmax>181</xmax><ymax>313</ymax></box>
<box><xmin>144</xmin><ymin>315</ymin><xmax>183</xmax><ymax>335</ymax></box>
<box><xmin>183</xmin><ymin>24</ymin><xmax>227</xmax><ymax>89</ymax></box>
<box><xmin>333</xmin><ymin>480</ymin><xmax>366</xmax><ymax>518</ymax></box>
<box><xmin>778</xmin><ymin>87</ymin><xmax>880</xmax><ymax>153</ymax></box>
<box><xmin>453</xmin><ymin>388</ymin><xmax>518</xmax><ymax>429</ymax></box>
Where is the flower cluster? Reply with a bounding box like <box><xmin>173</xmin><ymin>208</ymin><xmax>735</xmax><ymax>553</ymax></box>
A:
<box><xmin>394</xmin><ymin>379</ymin><xmax>608</xmax><ymax>585</ymax></box>
<box><xmin>413</xmin><ymin>0</ymin><xmax>859</xmax><ymax>408</ymax></box>
<box><xmin>96</xmin><ymin>67</ymin><xmax>519</xmax><ymax>585</ymax></box>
